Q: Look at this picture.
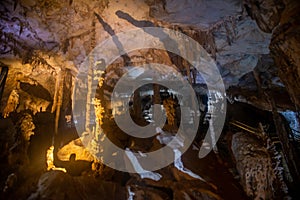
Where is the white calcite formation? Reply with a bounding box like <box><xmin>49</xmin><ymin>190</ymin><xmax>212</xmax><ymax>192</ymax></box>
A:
<box><xmin>232</xmin><ymin>132</ymin><xmax>278</xmax><ymax>200</ymax></box>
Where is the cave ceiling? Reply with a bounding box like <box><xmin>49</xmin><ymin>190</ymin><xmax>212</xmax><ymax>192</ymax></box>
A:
<box><xmin>0</xmin><ymin>0</ymin><xmax>298</xmax><ymax>111</ymax></box>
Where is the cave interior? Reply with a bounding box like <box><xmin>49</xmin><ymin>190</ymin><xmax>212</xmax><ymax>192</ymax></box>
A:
<box><xmin>0</xmin><ymin>0</ymin><xmax>300</xmax><ymax>199</ymax></box>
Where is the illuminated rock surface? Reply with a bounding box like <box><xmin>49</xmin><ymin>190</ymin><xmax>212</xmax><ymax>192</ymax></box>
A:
<box><xmin>0</xmin><ymin>0</ymin><xmax>300</xmax><ymax>199</ymax></box>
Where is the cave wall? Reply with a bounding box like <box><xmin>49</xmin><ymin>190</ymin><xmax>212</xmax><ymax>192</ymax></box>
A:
<box><xmin>245</xmin><ymin>0</ymin><xmax>300</xmax><ymax>109</ymax></box>
<box><xmin>270</xmin><ymin>0</ymin><xmax>300</xmax><ymax>109</ymax></box>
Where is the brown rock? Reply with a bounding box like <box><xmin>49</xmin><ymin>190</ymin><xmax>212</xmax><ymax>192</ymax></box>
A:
<box><xmin>270</xmin><ymin>0</ymin><xmax>300</xmax><ymax>109</ymax></box>
<box><xmin>244</xmin><ymin>0</ymin><xmax>285</xmax><ymax>33</ymax></box>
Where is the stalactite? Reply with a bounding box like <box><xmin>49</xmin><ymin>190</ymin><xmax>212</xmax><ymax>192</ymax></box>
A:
<box><xmin>85</xmin><ymin>56</ymin><xmax>93</xmax><ymax>132</ymax></box>
<box><xmin>85</xmin><ymin>16</ymin><xmax>96</xmax><ymax>133</ymax></box>
<box><xmin>133</xmin><ymin>88</ymin><xmax>142</xmax><ymax>120</ymax></box>
<box><xmin>93</xmin><ymin>98</ymin><xmax>105</xmax><ymax>126</ymax></box>
<box><xmin>54</xmin><ymin>70</ymin><xmax>65</xmax><ymax>136</ymax></box>
<box><xmin>51</xmin><ymin>69</ymin><xmax>61</xmax><ymax>114</ymax></box>
<box><xmin>153</xmin><ymin>83</ymin><xmax>161</xmax><ymax>108</ymax></box>
<box><xmin>163</xmin><ymin>98</ymin><xmax>176</xmax><ymax>126</ymax></box>
<box><xmin>184</xmin><ymin>60</ymin><xmax>192</xmax><ymax>84</ymax></box>
<box><xmin>51</xmin><ymin>63</ymin><xmax>66</xmax><ymax>141</ymax></box>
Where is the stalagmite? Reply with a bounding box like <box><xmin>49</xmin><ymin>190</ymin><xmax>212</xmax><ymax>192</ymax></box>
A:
<box><xmin>54</xmin><ymin>70</ymin><xmax>65</xmax><ymax>136</ymax></box>
<box><xmin>46</xmin><ymin>145</ymin><xmax>66</xmax><ymax>172</ymax></box>
<box><xmin>51</xmin><ymin>69</ymin><xmax>61</xmax><ymax>114</ymax></box>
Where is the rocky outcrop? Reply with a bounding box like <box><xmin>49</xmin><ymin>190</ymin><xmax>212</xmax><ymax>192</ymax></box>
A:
<box><xmin>232</xmin><ymin>132</ymin><xmax>275</xmax><ymax>199</ymax></box>
<box><xmin>28</xmin><ymin>171</ymin><xmax>126</xmax><ymax>200</ymax></box>
<box><xmin>231</xmin><ymin>132</ymin><xmax>288</xmax><ymax>200</ymax></box>
<box><xmin>243</xmin><ymin>0</ymin><xmax>300</xmax><ymax>109</ymax></box>
<box><xmin>2</xmin><ymin>83</ymin><xmax>51</xmax><ymax>117</ymax></box>
<box><xmin>270</xmin><ymin>1</ymin><xmax>300</xmax><ymax>109</ymax></box>
<box><xmin>244</xmin><ymin>0</ymin><xmax>285</xmax><ymax>33</ymax></box>
<box><xmin>127</xmin><ymin>183</ymin><xmax>222</xmax><ymax>200</ymax></box>
<box><xmin>2</xmin><ymin>90</ymin><xmax>19</xmax><ymax>118</ymax></box>
<box><xmin>57</xmin><ymin>137</ymin><xmax>95</xmax><ymax>162</ymax></box>
<box><xmin>227</xmin><ymin>85</ymin><xmax>295</xmax><ymax>111</ymax></box>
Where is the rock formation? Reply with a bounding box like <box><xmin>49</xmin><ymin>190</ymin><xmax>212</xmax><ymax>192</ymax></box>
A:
<box><xmin>0</xmin><ymin>0</ymin><xmax>299</xmax><ymax>199</ymax></box>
